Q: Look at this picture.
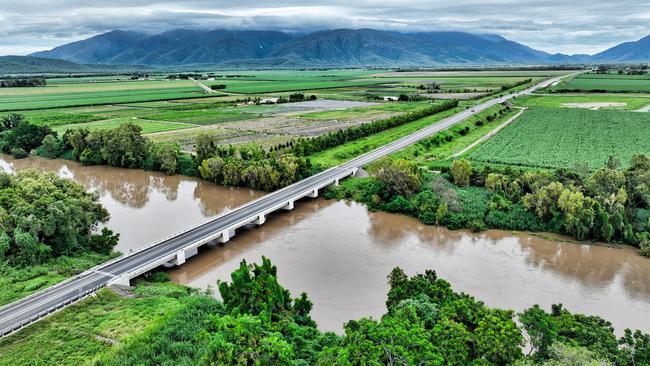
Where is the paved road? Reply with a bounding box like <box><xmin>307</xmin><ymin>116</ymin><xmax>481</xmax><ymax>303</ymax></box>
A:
<box><xmin>0</xmin><ymin>75</ymin><xmax>565</xmax><ymax>337</ymax></box>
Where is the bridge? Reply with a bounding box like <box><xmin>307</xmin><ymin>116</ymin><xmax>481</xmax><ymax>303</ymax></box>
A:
<box><xmin>0</xmin><ymin>75</ymin><xmax>565</xmax><ymax>338</ymax></box>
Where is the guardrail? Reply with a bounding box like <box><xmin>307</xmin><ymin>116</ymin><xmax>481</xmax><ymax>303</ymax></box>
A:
<box><xmin>0</xmin><ymin>283</ymin><xmax>105</xmax><ymax>337</ymax></box>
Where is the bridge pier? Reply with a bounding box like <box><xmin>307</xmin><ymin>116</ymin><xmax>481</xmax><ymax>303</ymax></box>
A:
<box><xmin>111</xmin><ymin>275</ymin><xmax>131</xmax><ymax>287</ymax></box>
<box><xmin>283</xmin><ymin>200</ymin><xmax>294</xmax><ymax>210</ymax></box>
<box><xmin>219</xmin><ymin>228</ymin><xmax>235</xmax><ymax>243</ymax></box>
<box><xmin>254</xmin><ymin>214</ymin><xmax>266</xmax><ymax>225</ymax></box>
<box><xmin>307</xmin><ymin>188</ymin><xmax>318</xmax><ymax>198</ymax></box>
<box><xmin>174</xmin><ymin>250</ymin><xmax>186</xmax><ymax>265</ymax></box>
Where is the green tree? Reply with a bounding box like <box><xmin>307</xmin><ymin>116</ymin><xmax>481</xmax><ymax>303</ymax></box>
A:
<box><xmin>451</xmin><ymin>159</ymin><xmax>472</xmax><ymax>187</ymax></box>
<box><xmin>373</xmin><ymin>158</ymin><xmax>422</xmax><ymax>197</ymax></box>
<box><xmin>40</xmin><ymin>134</ymin><xmax>60</xmax><ymax>158</ymax></box>
<box><xmin>153</xmin><ymin>142</ymin><xmax>180</xmax><ymax>175</ymax></box>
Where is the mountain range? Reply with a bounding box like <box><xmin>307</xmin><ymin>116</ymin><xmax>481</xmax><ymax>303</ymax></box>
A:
<box><xmin>19</xmin><ymin>28</ymin><xmax>650</xmax><ymax>69</ymax></box>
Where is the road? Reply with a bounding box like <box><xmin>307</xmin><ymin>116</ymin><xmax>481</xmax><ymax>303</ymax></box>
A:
<box><xmin>0</xmin><ymin>74</ymin><xmax>565</xmax><ymax>337</ymax></box>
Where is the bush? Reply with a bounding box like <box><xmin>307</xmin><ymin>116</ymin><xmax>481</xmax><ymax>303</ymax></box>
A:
<box><xmin>10</xmin><ymin>147</ymin><xmax>28</xmax><ymax>158</ymax></box>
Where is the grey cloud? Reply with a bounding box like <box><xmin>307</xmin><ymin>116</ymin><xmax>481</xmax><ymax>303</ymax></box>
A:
<box><xmin>1</xmin><ymin>0</ymin><xmax>649</xmax><ymax>55</ymax></box>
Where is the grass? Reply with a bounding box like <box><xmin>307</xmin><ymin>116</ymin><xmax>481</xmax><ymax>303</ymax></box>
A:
<box><xmin>52</xmin><ymin>119</ymin><xmax>196</xmax><ymax>134</ymax></box>
<box><xmin>468</xmin><ymin>107</ymin><xmax>650</xmax><ymax>169</ymax></box>
<box><xmin>389</xmin><ymin>106</ymin><xmax>520</xmax><ymax>164</ymax></box>
<box><xmin>0</xmin><ymin>252</ymin><xmax>115</xmax><ymax>307</ymax></box>
<box><xmin>308</xmin><ymin>107</ymin><xmax>461</xmax><ymax>167</ymax></box>
<box><xmin>515</xmin><ymin>94</ymin><xmax>650</xmax><ymax>110</ymax></box>
<box><xmin>0</xmin><ymin>282</ymin><xmax>192</xmax><ymax>366</ymax></box>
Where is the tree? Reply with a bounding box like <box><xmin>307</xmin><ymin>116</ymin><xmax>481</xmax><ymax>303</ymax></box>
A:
<box><xmin>0</xmin><ymin>113</ymin><xmax>25</xmax><ymax>131</ymax></box>
<box><xmin>199</xmin><ymin>157</ymin><xmax>225</xmax><ymax>183</ymax></box>
<box><xmin>0</xmin><ymin>170</ymin><xmax>116</xmax><ymax>266</ymax></box>
<box><xmin>586</xmin><ymin>168</ymin><xmax>626</xmax><ymax>200</ymax></box>
<box><xmin>451</xmin><ymin>159</ymin><xmax>472</xmax><ymax>187</ymax></box>
<box><xmin>0</xmin><ymin>117</ymin><xmax>54</xmax><ymax>154</ymax></box>
<box><xmin>373</xmin><ymin>158</ymin><xmax>422</xmax><ymax>197</ymax></box>
<box><xmin>100</xmin><ymin>123</ymin><xmax>148</xmax><ymax>168</ymax></box>
<box><xmin>40</xmin><ymin>134</ymin><xmax>60</xmax><ymax>158</ymax></box>
<box><xmin>153</xmin><ymin>142</ymin><xmax>180</xmax><ymax>175</ymax></box>
<box><xmin>195</xmin><ymin>133</ymin><xmax>218</xmax><ymax>163</ymax></box>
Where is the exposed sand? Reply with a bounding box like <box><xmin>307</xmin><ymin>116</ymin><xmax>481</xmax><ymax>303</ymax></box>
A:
<box><xmin>635</xmin><ymin>103</ymin><xmax>650</xmax><ymax>112</ymax></box>
<box><xmin>561</xmin><ymin>102</ymin><xmax>627</xmax><ymax>110</ymax></box>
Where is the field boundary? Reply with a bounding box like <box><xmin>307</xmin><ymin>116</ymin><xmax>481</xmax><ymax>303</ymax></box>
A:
<box><xmin>450</xmin><ymin>107</ymin><xmax>526</xmax><ymax>158</ymax></box>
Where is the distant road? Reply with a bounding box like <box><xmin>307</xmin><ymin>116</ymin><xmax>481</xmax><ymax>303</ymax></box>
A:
<box><xmin>188</xmin><ymin>77</ymin><xmax>216</xmax><ymax>94</ymax></box>
<box><xmin>0</xmin><ymin>74</ymin><xmax>567</xmax><ymax>338</ymax></box>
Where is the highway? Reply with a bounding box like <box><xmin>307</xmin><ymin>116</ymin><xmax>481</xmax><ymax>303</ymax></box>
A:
<box><xmin>0</xmin><ymin>74</ymin><xmax>565</xmax><ymax>337</ymax></box>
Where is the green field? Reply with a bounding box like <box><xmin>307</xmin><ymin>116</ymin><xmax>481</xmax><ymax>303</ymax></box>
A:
<box><xmin>558</xmin><ymin>74</ymin><xmax>650</xmax><ymax>93</ymax></box>
<box><xmin>515</xmin><ymin>94</ymin><xmax>650</xmax><ymax>110</ymax></box>
<box><xmin>469</xmin><ymin>107</ymin><xmax>650</xmax><ymax>169</ymax></box>
<box><xmin>0</xmin><ymin>70</ymin><xmax>568</xmax><ymax>149</ymax></box>
<box><xmin>210</xmin><ymin>79</ymin><xmax>388</xmax><ymax>94</ymax></box>
<box><xmin>0</xmin><ymin>86</ymin><xmax>209</xmax><ymax>111</ymax></box>
<box><xmin>389</xmin><ymin>105</ymin><xmax>520</xmax><ymax>164</ymax></box>
<box><xmin>309</xmin><ymin>107</ymin><xmax>462</xmax><ymax>167</ymax></box>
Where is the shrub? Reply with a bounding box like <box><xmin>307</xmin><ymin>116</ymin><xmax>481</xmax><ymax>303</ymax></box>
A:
<box><xmin>10</xmin><ymin>147</ymin><xmax>28</xmax><ymax>159</ymax></box>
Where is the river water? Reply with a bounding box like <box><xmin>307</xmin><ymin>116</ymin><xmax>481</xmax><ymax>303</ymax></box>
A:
<box><xmin>2</xmin><ymin>155</ymin><xmax>649</xmax><ymax>334</ymax></box>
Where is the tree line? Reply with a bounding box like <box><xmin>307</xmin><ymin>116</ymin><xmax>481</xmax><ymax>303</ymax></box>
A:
<box><xmin>327</xmin><ymin>154</ymin><xmax>650</xmax><ymax>258</ymax></box>
<box><xmin>195</xmin><ymin>134</ymin><xmax>313</xmax><ymax>191</ymax></box>
<box><xmin>0</xmin><ymin>77</ymin><xmax>46</xmax><ymax>88</ymax></box>
<box><xmin>282</xmin><ymin>100</ymin><xmax>459</xmax><ymax>156</ymax></box>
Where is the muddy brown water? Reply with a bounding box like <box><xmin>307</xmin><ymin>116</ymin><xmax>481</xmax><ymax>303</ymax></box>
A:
<box><xmin>2</xmin><ymin>155</ymin><xmax>649</xmax><ymax>334</ymax></box>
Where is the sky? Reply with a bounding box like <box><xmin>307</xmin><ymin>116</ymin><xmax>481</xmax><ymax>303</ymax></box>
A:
<box><xmin>1</xmin><ymin>0</ymin><xmax>649</xmax><ymax>56</ymax></box>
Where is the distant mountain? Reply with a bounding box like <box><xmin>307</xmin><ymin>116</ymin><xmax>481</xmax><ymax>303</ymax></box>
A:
<box><xmin>592</xmin><ymin>35</ymin><xmax>650</xmax><ymax>62</ymax></box>
<box><xmin>0</xmin><ymin>55</ymin><xmax>146</xmax><ymax>74</ymax></box>
<box><xmin>31</xmin><ymin>30</ymin><xmax>147</xmax><ymax>64</ymax></box>
<box><xmin>29</xmin><ymin>28</ymin><xmax>650</xmax><ymax>68</ymax></box>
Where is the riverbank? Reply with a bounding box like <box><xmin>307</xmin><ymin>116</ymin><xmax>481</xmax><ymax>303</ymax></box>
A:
<box><xmin>1</xmin><ymin>155</ymin><xmax>650</xmax><ymax>335</ymax></box>
<box><xmin>1</xmin><ymin>257</ymin><xmax>649</xmax><ymax>365</ymax></box>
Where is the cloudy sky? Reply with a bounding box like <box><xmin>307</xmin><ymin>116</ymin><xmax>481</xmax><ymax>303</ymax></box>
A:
<box><xmin>1</xmin><ymin>0</ymin><xmax>649</xmax><ymax>56</ymax></box>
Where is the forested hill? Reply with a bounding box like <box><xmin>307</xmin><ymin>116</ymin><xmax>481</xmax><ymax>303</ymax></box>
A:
<box><xmin>0</xmin><ymin>55</ymin><xmax>147</xmax><ymax>75</ymax></box>
<box><xmin>25</xmin><ymin>28</ymin><xmax>595</xmax><ymax>68</ymax></box>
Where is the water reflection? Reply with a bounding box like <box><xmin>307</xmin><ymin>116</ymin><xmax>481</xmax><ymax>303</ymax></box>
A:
<box><xmin>0</xmin><ymin>155</ymin><xmax>262</xmax><ymax>253</ymax></box>
<box><xmin>1</xmin><ymin>155</ymin><xmax>649</xmax><ymax>334</ymax></box>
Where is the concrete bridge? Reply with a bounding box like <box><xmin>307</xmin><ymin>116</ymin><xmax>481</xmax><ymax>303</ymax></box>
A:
<box><xmin>0</xmin><ymin>75</ymin><xmax>566</xmax><ymax>338</ymax></box>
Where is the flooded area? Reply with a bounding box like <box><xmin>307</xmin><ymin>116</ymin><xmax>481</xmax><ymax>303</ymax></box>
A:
<box><xmin>2</xmin><ymin>155</ymin><xmax>650</xmax><ymax>334</ymax></box>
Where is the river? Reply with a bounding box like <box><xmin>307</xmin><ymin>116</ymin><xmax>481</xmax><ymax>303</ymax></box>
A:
<box><xmin>2</xmin><ymin>155</ymin><xmax>649</xmax><ymax>334</ymax></box>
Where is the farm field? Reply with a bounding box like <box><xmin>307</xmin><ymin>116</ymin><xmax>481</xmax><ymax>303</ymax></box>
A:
<box><xmin>468</xmin><ymin>107</ymin><xmax>650</xmax><ymax>169</ymax></box>
<box><xmin>51</xmin><ymin>118</ymin><xmax>195</xmax><ymax>134</ymax></box>
<box><xmin>389</xmin><ymin>105</ymin><xmax>521</xmax><ymax>164</ymax></box>
<box><xmin>515</xmin><ymin>94</ymin><xmax>650</xmax><ymax>110</ymax></box>
<box><xmin>0</xmin><ymin>69</ymin><xmax>566</xmax><ymax>152</ymax></box>
<box><xmin>308</xmin><ymin>106</ymin><xmax>462</xmax><ymax>167</ymax></box>
<box><xmin>555</xmin><ymin>73</ymin><xmax>650</xmax><ymax>93</ymax></box>
<box><xmin>0</xmin><ymin>83</ymin><xmax>212</xmax><ymax>111</ymax></box>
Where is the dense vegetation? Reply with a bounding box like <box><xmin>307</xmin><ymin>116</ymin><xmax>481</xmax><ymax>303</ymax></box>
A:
<box><xmin>5</xmin><ymin>257</ymin><xmax>646</xmax><ymax>365</ymax></box>
<box><xmin>469</xmin><ymin>107</ymin><xmax>650</xmax><ymax>169</ymax></box>
<box><xmin>327</xmin><ymin>155</ymin><xmax>650</xmax><ymax>257</ymax></box>
<box><xmin>0</xmin><ymin>170</ymin><xmax>118</xmax><ymax>266</ymax></box>
<box><xmin>0</xmin><ymin>77</ymin><xmax>46</xmax><ymax>88</ymax></box>
<box><xmin>196</xmin><ymin>136</ymin><xmax>313</xmax><ymax>191</ymax></box>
